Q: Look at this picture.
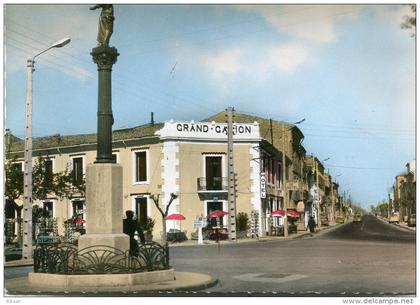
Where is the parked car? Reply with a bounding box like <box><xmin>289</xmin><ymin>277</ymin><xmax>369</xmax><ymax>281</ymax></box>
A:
<box><xmin>336</xmin><ymin>216</ymin><xmax>345</xmax><ymax>224</ymax></box>
<box><xmin>389</xmin><ymin>212</ymin><xmax>399</xmax><ymax>224</ymax></box>
<box><xmin>353</xmin><ymin>214</ymin><xmax>361</xmax><ymax>222</ymax></box>
<box><xmin>408</xmin><ymin>214</ymin><xmax>416</xmax><ymax>227</ymax></box>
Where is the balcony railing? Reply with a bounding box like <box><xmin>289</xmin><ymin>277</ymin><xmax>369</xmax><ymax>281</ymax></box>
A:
<box><xmin>197</xmin><ymin>177</ymin><xmax>228</xmax><ymax>192</ymax></box>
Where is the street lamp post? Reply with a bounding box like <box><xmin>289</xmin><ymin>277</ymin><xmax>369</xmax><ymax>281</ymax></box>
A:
<box><xmin>22</xmin><ymin>38</ymin><xmax>71</xmax><ymax>260</ymax></box>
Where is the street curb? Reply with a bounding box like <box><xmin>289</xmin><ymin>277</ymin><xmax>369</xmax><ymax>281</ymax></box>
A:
<box><xmin>394</xmin><ymin>223</ymin><xmax>416</xmax><ymax>232</ymax></box>
<box><xmin>5</xmin><ymin>271</ymin><xmax>218</xmax><ymax>295</ymax></box>
<box><xmin>4</xmin><ymin>259</ymin><xmax>33</xmax><ymax>268</ymax></box>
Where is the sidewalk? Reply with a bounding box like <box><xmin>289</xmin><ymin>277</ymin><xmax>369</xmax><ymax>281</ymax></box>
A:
<box><xmin>168</xmin><ymin>222</ymin><xmax>339</xmax><ymax>247</ymax></box>
<box><xmin>377</xmin><ymin>216</ymin><xmax>416</xmax><ymax>232</ymax></box>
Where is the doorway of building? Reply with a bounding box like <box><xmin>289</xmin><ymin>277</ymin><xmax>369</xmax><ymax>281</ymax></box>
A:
<box><xmin>207</xmin><ymin>201</ymin><xmax>224</xmax><ymax>227</ymax></box>
<box><xmin>43</xmin><ymin>201</ymin><xmax>54</xmax><ymax>218</ymax></box>
<box><xmin>135</xmin><ymin>197</ymin><xmax>148</xmax><ymax>227</ymax></box>
<box><xmin>72</xmin><ymin>200</ymin><xmax>85</xmax><ymax>218</ymax></box>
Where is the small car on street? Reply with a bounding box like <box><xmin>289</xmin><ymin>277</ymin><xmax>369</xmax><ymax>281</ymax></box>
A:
<box><xmin>353</xmin><ymin>214</ymin><xmax>361</xmax><ymax>222</ymax></box>
<box><xmin>389</xmin><ymin>212</ymin><xmax>399</xmax><ymax>224</ymax></box>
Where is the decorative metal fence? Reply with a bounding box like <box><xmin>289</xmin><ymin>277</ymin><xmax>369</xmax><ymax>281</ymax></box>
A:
<box><xmin>4</xmin><ymin>217</ymin><xmax>83</xmax><ymax>246</ymax></box>
<box><xmin>4</xmin><ymin>218</ymin><xmax>22</xmax><ymax>245</ymax></box>
<box><xmin>33</xmin><ymin>241</ymin><xmax>170</xmax><ymax>274</ymax></box>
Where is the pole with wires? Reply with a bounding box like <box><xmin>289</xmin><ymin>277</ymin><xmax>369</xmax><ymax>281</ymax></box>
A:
<box><xmin>227</xmin><ymin>107</ymin><xmax>237</xmax><ymax>242</ymax></box>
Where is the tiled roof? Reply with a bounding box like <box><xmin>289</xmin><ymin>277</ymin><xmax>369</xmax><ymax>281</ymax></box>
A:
<box><xmin>6</xmin><ymin>123</ymin><xmax>163</xmax><ymax>153</ymax></box>
<box><xmin>205</xmin><ymin>110</ymin><xmax>305</xmax><ymax>154</ymax></box>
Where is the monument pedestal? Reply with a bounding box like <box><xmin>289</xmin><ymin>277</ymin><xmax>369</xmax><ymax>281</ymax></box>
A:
<box><xmin>78</xmin><ymin>163</ymin><xmax>128</xmax><ymax>251</ymax></box>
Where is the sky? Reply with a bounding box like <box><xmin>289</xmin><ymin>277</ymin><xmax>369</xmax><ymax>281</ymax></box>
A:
<box><xmin>4</xmin><ymin>3</ymin><xmax>416</xmax><ymax>208</ymax></box>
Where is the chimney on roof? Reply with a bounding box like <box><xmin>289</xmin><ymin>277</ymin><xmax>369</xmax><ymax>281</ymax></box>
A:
<box><xmin>151</xmin><ymin>112</ymin><xmax>154</xmax><ymax>125</ymax></box>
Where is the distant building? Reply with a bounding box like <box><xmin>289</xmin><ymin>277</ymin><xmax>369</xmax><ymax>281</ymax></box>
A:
<box><xmin>406</xmin><ymin>160</ymin><xmax>416</xmax><ymax>181</ymax></box>
<box><xmin>394</xmin><ymin>159</ymin><xmax>416</xmax><ymax>222</ymax></box>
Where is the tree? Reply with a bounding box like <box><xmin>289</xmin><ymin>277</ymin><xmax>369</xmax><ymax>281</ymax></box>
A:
<box><xmin>4</xmin><ymin>159</ymin><xmax>24</xmax><ymax>217</ymax></box>
<box><xmin>400</xmin><ymin>173</ymin><xmax>416</xmax><ymax>215</ymax></box>
<box><xmin>401</xmin><ymin>4</ymin><xmax>416</xmax><ymax>37</ymax></box>
<box><xmin>377</xmin><ymin>200</ymin><xmax>389</xmax><ymax>218</ymax></box>
<box><xmin>4</xmin><ymin>157</ymin><xmax>85</xmax><ymax>218</ymax></box>
<box><xmin>150</xmin><ymin>193</ymin><xmax>178</xmax><ymax>244</ymax></box>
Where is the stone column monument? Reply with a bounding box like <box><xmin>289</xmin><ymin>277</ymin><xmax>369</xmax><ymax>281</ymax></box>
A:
<box><xmin>78</xmin><ymin>4</ymin><xmax>128</xmax><ymax>251</ymax></box>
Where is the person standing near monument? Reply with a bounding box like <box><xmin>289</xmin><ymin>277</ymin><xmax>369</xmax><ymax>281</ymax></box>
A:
<box><xmin>90</xmin><ymin>4</ymin><xmax>114</xmax><ymax>46</ymax></box>
<box><xmin>123</xmin><ymin>210</ymin><xmax>139</xmax><ymax>256</ymax></box>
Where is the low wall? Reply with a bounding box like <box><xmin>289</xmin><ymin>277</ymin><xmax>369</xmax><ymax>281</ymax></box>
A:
<box><xmin>28</xmin><ymin>269</ymin><xmax>175</xmax><ymax>288</ymax></box>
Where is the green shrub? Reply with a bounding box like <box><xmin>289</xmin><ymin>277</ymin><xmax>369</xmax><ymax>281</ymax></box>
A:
<box><xmin>143</xmin><ymin>217</ymin><xmax>155</xmax><ymax>234</ymax></box>
<box><xmin>236</xmin><ymin>212</ymin><xmax>249</xmax><ymax>231</ymax></box>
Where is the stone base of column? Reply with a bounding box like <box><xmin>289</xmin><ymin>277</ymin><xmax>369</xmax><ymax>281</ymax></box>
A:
<box><xmin>78</xmin><ymin>233</ymin><xmax>129</xmax><ymax>251</ymax></box>
<box><xmin>81</xmin><ymin>163</ymin><xmax>128</xmax><ymax>251</ymax></box>
<box><xmin>85</xmin><ymin>163</ymin><xmax>124</xmax><ymax>234</ymax></box>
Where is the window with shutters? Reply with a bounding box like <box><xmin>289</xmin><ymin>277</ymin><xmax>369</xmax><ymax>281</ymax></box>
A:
<box><xmin>133</xmin><ymin>150</ymin><xmax>148</xmax><ymax>183</ymax></box>
<box><xmin>45</xmin><ymin>159</ymin><xmax>53</xmax><ymax>184</ymax></box>
<box><xmin>71</xmin><ymin>157</ymin><xmax>84</xmax><ymax>185</ymax></box>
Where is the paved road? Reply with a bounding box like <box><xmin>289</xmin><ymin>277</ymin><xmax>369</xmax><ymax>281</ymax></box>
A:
<box><xmin>4</xmin><ymin>215</ymin><xmax>415</xmax><ymax>296</ymax></box>
<box><xmin>169</xmin><ymin>215</ymin><xmax>415</xmax><ymax>295</ymax></box>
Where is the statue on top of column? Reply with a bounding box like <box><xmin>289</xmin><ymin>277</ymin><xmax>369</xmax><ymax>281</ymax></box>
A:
<box><xmin>90</xmin><ymin>4</ymin><xmax>114</xmax><ymax>46</ymax></box>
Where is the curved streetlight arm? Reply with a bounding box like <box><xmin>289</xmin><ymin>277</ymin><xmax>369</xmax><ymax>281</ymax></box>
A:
<box><xmin>294</xmin><ymin>118</ymin><xmax>306</xmax><ymax>125</ymax></box>
<box><xmin>32</xmin><ymin>37</ymin><xmax>71</xmax><ymax>61</ymax></box>
<box><xmin>285</xmin><ymin>118</ymin><xmax>306</xmax><ymax>132</ymax></box>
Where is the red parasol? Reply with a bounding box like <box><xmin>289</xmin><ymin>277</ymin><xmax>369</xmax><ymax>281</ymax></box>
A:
<box><xmin>165</xmin><ymin>213</ymin><xmax>186</xmax><ymax>220</ymax></box>
<box><xmin>287</xmin><ymin>210</ymin><xmax>300</xmax><ymax>217</ymax></box>
<box><xmin>74</xmin><ymin>218</ymin><xmax>86</xmax><ymax>225</ymax></box>
<box><xmin>271</xmin><ymin>210</ymin><xmax>285</xmax><ymax>217</ymax></box>
<box><xmin>64</xmin><ymin>218</ymin><xmax>86</xmax><ymax>225</ymax></box>
<box><xmin>207</xmin><ymin>210</ymin><xmax>229</xmax><ymax>218</ymax></box>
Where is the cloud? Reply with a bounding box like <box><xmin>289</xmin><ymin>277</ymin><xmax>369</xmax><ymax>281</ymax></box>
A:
<box><xmin>203</xmin><ymin>48</ymin><xmax>242</xmax><ymax>79</ymax></box>
<box><xmin>373</xmin><ymin>4</ymin><xmax>413</xmax><ymax>23</ymax></box>
<box><xmin>236</xmin><ymin>5</ymin><xmax>362</xmax><ymax>43</ymax></box>
<box><xmin>175</xmin><ymin>41</ymin><xmax>312</xmax><ymax>88</ymax></box>
<box><xmin>266</xmin><ymin>43</ymin><xmax>310</xmax><ymax>73</ymax></box>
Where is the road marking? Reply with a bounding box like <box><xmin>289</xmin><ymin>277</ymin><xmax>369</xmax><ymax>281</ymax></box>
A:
<box><xmin>233</xmin><ymin>273</ymin><xmax>308</xmax><ymax>284</ymax></box>
<box><xmin>361</xmin><ymin>220</ymin><xmax>366</xmax><ymax>231</ymax></box>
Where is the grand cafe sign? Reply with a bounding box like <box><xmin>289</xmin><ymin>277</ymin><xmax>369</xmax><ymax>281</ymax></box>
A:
<box><xmin>156</xmin><ymin>121</ymin><xmax>260</xmax><ymax>142</ymax></box>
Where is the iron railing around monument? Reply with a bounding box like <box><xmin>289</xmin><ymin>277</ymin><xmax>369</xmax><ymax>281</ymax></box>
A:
<box><xmin>33</xmin><ymin>241</ymin><xmax>170</xmax><ymax>274</ymax></box>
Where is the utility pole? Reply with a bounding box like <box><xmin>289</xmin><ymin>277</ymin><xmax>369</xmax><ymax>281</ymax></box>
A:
<box><xmin>227</xmin><ymin>107</ymin><xmax>237</xmax><ymax>242</ymax></box>
<box><xmin>269</xmin><ymin>118</ymin><xmax>274</xmax><ymax>144</ymax></box>
<box><xmin>22</xmin><ymin>37</ymin><xmax>71</xmax><ymax>260</ymax></box>
<box><xmin>388</xmin><ymin>192</ymin><xmax>392</xmax><ymax>218</ymax></box>
<box><xmin>343</xmin><ymin>190</ymin><xmax>347</xmax><ymax>219</ymax></box>
<box><xmin>313</xmin><ymin>156</ymin><xmax>321</xmax><ymax>227</ymax></box>
<box><xmin>23</xmin><ymin>59</ymin><xmax>34</xmax><ymax>260</ymax></box>
<box><xmin>282</xmin><ymin>124</ymin><xmax>288</xmax><ymax>237</ymax></box>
